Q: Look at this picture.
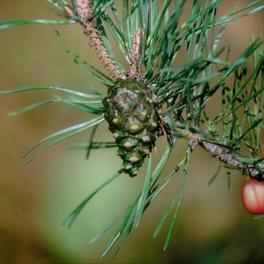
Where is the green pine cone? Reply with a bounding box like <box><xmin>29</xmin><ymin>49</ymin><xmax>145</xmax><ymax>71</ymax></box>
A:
<box><xmin>103</xmin><ymin>79</ymin><xmax>161</xmax><ymax>176</ymax></box>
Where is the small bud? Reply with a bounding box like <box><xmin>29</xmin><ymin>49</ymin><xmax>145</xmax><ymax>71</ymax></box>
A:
<box><xmin>142</xmin><ymin>135</ymin><xmax>150</xmax><ymax>142</ymax></box>
<box><xmin>112</xmin><ymin>117</ymin><xmax>125</xmax><ymax>128</ymax></box>
<box><xmin>64</xmin><ymin>5</ymin><xmax>74</xmax><ymax>17</ymax></box>
<box><xmin>113</xmin><ymin>132</ymin><xmax>119</xmax><ymax>138</ymax></box>
<box><xmin>129</xmin><ymin>156</ymin><xmax>139</xmax><ymax>163</ymax></box>
<box><xmin>127</xmin><ymin>123</ymin><xmax>143</xmax><ymax>134</ymax></box>
<box><xmin>151</xmin><ymin>121</ymin><xmax>157</xmax><ymax>128</ymax></box>
<box><xmin>141</xmin><ymin>147</ymin><xmax>150</xmax><ymax>155</ymax></box>
<box><xmin>124</xmin><ymin>142</ymin><xmax>133</xmax><ymax>149</ymax></box>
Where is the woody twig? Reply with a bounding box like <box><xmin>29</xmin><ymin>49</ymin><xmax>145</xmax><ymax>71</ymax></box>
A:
<box><xmin>200</xmin><ymin>141</ymin><xmax>263</xmax><ymax>180</ymax></box>
<box><xmin>128</xmin><ymin>29</ymin><xmax>143</xmax><ymax>80</ymax></box>
<box><xmin>162</xmin><ymin>116</ymin><xmax>264</xmax><ymax>181</ymax></box>
<box><xmin>65</xmin><ymin>0</ymin><xmax>125</xmax><ymax>80</ymax></box>
<box><xmin>186</xmin><ymin>129</ymin><xmax>263</xmax><ymax>181</ymax></box>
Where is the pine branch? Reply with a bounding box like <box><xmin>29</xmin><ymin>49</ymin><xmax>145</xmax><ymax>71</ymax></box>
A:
<box><xmin>65</xmin><ymin>0</ymin><xmax>125</xmax><ymax>79</ymax></box>
<box><xmin>162</xmin><ymin>116</ymin><xmax>264</xmax><ymax>181</ymax></box>
<box><xmin>1</xmin><ymin>0</ymin><xmax>263</xmax><ymax>256</ymax></box>
<box><xmin>201</xmin><ymin>141</ymin><xmax>263</xmax><ymax>180</ymax></box>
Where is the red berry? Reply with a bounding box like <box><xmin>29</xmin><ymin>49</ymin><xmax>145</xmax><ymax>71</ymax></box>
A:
<box><xmin>241</xmin><ymin>178</ymin><xmax>264</xmax><ymax>215</ymax></box>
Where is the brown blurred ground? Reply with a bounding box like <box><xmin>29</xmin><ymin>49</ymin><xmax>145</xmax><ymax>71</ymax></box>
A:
<box><xmin>0</xmin><ymin>1</ymin><xmax>264</xmax><ymax>263</ymax></box>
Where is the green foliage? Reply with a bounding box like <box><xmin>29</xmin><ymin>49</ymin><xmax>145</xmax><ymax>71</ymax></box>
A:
<box><xmin>0</xmin><ymin>18</ymin><xmax>74</xmax><ymax>30</ymax></box>
<box><xmin>0</xmin><ymin>0</ymin><xmax>263</xmax><ymax>257</ymax></box>
<box><xmin>63</xmin><ymin>169</ymin><xmax>123</xmax><ymax>228</ymax></box>
<box><xmin>24</xmin><ymin>115</ymin><xmax>105</xmax><ymax>164</ymax></box>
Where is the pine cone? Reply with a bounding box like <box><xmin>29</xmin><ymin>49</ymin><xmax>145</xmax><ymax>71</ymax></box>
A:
<box><xmin>103</xmin><ymin>79</ymin><xmax>161</xmax><ymax>176</ymax></box>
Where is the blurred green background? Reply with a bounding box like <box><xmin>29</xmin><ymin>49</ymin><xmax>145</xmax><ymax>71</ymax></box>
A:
<box><xmin>0</xmin><ymin>1</ymin><xmax>263</xmax><ymax>263</ymax></box>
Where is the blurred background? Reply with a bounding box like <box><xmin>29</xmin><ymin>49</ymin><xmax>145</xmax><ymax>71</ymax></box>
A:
<box><xmin>0</xmin><ymin>1</ymin><xmax>263</xmax><ymax>263</ymax></box>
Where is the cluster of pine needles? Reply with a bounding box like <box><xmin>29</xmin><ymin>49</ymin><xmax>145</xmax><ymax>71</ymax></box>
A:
<box><xmin>0</xmin><ymin>0</ymin><xmax>263</xmax><ymax>257</ymax></box>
